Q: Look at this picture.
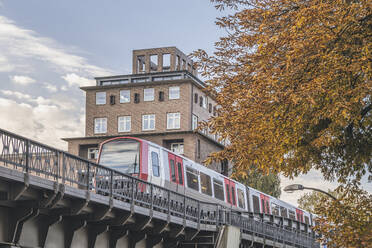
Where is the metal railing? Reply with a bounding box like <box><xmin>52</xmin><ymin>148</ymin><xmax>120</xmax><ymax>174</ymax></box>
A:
<box><xmin>0</xmin><ymin>128</ymin><xmax>319</xmax><ymax>247</ymax></box>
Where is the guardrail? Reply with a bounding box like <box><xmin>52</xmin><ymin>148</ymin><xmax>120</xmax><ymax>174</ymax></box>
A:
<box><xmin>0</xmin><ymin>128</ymin><xmax>319</xmax><ymax>247</ymax></box>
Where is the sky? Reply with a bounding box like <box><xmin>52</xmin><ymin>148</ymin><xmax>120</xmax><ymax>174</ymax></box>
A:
<box><xmin>0</xmin><ymin>0</ymin><xmax>370</xmax><ymax>206</ymax></box>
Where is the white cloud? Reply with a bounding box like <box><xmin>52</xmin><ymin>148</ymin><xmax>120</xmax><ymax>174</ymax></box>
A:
<box><xmin>10</xmin><ymin>75</ymin><xmax>35</xmax><ymax>85</ymax></box>
<box><xmin>43</xmin><ymin>82</ymin><xmax>58</xmax><ymax>92</ymax></box>
<box><xmin>0</xmin><ymin>55</ymin><xmax>14</xmax><ymax>72</ymax></box>
<box><xmin>0</xmin><ymin>97</ymin><xmax>84</xmax><ymax>149</ymax></box>
<box><xmin>0</xmin><ymin>90</ymin><xmax>77</xmax><ymax>111</ymax></box>
<box><xmin>62</xmin><ymin>73</ymin><xmax>95</xmax><ymax>87</ymax></box>
<box><xmin>0</xmin><ymin>16</ymin><xmax>112</xmax><ymax>78</ymax></box>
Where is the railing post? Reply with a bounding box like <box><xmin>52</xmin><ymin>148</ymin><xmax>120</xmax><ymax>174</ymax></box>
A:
<box><xmin>150</xmin><ymin>184</ymin><xmax>153</xmax><ymax>210</ymax></box>
<box><xmin>131</xmin><ymin>177</ymin><xmax>135</xmax><ymax>203</ymax></box>
<box><xmin>183</xmin><ymin>195</ymin><xmax>186</xmax><ymax>220</ymax></box>
<box><xmin>197</xmin><ymin>201</ymin><xmax>200</xmax><ymax>225</ymax></box>
<box><xmin>25</xmin><ymin>139</ymin><xmax>29</xmax><ymax>173</ymax></box>
<box><xmin>167</xmin><ymin>190</ymin><xmax>170</xmax><ymax>214</ymax></box>
<box><xmin>62</xmin><ymin>153</ymin><xmax>66</xmax><ymax>184</ymax></box>
<box><xmin>87</xmin><ymin>162</ymin><xmax>90</xmax><ymax>190</ymax></box>
<box><xmin>110</xmin><ymin>170</ymin><xmax>113</xmax><ymax>197</ymax></box>
<box><xmin>216</xmin><ymin>205</ymin><xmax>220</xmax><ymax>226</ymax></box>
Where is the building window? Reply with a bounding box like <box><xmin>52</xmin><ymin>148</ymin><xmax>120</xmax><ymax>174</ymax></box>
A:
<box><xmin>120</xmin><ymin>90</ymin><xmax>130</xmax><ymax>103</ymax></box>
<box><xmin>202</xmin><ymin>96</ymin><xmax>207</xmax><ymax>109</ymax></box>
<box><xmin>150</xmin><ymin>55</ymin><xmax>158</xmax><ymax>71</ymax></box>
<box><xmin>163</xmin><ymin>54</ymin><xmax>171</xmax><ymax>71</ymax></box>
<box><xmin>169</xmin><ymin>86</ymin><xmax>180</xmax><ymax>100</ymax></box>
<box><xmin>144</xmin><ymin>88</ymin><xmax>154</xmax><ymax>101</ymax></box>
<box><xmin>192</xmin><ymin>115</ymin><xmax>198</xmax><ymax>130</ymax></box>
<box><xmin>142</xmin><ymin>114</ymin><xmax>155</xmax><ymax>130</ymax></box>
<box><xmin>96</xmin><ymin>92</ymin><xmax>106</xmax><ymax>105</ymax></box>
<box><xmin>118</xmin><ymin>116</ymin><xmax>131</xmax><ymax>132</ymax></box>
<box><xmin>194</xmin><ymin>93</ymin><xmax>198</xmax><ymax>104</ymax></box>
<box><xmin>167</xmin><ymin>112</ymin><xmax>180</xmax><ymax>129</ymax></box>
<box><xmin>94</xmin><ymin>118</ymin><xmax>107</xmax><ymax>134</ymax></box>
<box><xmin>88</xmin><ymin>148</ymin><xmax>98</xmax><ymax>160</ymax></box>
<box><xmin>171</xmin><ymin>143</ymin><xmax>184</xmax><ymax>155</ymax></box>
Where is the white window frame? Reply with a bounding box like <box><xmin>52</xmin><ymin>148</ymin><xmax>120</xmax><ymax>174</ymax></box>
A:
<box><xmin>118</xmin><ymin>116</ymin><xmax>131</xmax><ymax>132</ymax></box>
<box><xmin>142</xmin><ymin>114</ymin><xmax>155</xmax><ymax>131</ymax></box>
<box><xmin>171</xmin><ymin>143</ymin><xmax>184</xmax><ymax>155</ymax></box>
<box><xmin>88</xmin><ymin>148</ymin><xmax>99</xmax><ymax>160</ymax></box>
<box><xmin>94</xmin><ymin>117</ymin><xmax>107</xmax><ymax>134</ymax></box>
<box><xmin>144</xmin><ymin>88</ymin><xmax>154</xmax><ymax>101</ymax></box>
<box><xmin>192</xmin><ymin>114</ymin><xmax>198</xmax><ymax>130</ymax></box>
<box><xmin>96</xmin><ymin>92</ymin><xmax>106</xmax><ymax>105</ymax></box>
<box><xmin>169</xmin><ymin>86</ymin><xmax>180</xmax><ymax>100</ymax></box>
<box><xmin>120</xmin><ymin>90</ymin><xmax>130</xmax><ymax>103</ymax></box>
<box><xmin>167</xmin><ymin>112</ymin><xmax>180</xmax><ymax>129</ymax></box>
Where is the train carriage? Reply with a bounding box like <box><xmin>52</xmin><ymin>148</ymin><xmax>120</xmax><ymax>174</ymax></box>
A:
<box><xmin>97</xmin><ymin>136</ymin><xmax>314</xmax><ymax>228</ymax></box>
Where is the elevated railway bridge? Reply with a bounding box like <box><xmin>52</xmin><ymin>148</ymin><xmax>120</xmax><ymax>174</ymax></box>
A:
<box><xmin>0</xmin><ymin>128</ymin><xmax>319</xmax><ymax>248</ymax></box>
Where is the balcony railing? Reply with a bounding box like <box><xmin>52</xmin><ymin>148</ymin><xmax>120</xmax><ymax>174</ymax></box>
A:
<box><xmin>95</xmin><ymin>70</ymin><xmax>205</xmax><ymax>87</ymax></box>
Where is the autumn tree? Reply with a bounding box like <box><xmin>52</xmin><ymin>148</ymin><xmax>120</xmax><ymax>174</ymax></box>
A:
<box><xmin>297</xmin><ymin>190</ymin><xmax>337</xmax><ymax>213</ymax></box>
<box><xmin>194</xmin><ymin>0</ymin><xmax>372</xmax><ymax>184</ymax></box>
<box><xmin>234</xmin><ymin>171</ymin><xmax>281</xmax><ymax>197</ymax></box>
<box><xmin>194</xmin><ymin>0</ymin><xmax>371</xmax><ymax>246</ymax></box>
<box><xmin>313</xmin><ymin>184</ymin><xmax>372</xmax><ymax>247</ymax></box>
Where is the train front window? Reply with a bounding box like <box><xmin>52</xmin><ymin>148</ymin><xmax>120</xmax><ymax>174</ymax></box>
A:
<box><xmin>99</xmin><ymin>139</ymin><xmax>140</xmax><ymax>174</ymax></box>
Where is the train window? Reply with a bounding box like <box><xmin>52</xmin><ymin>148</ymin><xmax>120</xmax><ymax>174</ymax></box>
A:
<box><xmin>186</xmin><ymin>167</ymin><xmax>199</xmax><ymax>191</ymax></box>
<box><xmin>261</xmin><ymin>199</ymin><xmax>265</xmax><ymax>213</ymax></box>
<box><xmin>305</xmin><ymin>216</ymin><xmax>309</xmax><ymax>225</ymax></box>
<box><xmin>231</xmin><ymin>187</ymin><xmax>236</xmax><ymax>205</ymax></box>
<box><xmin>253</xmin><ymin>195</ymin><xmax>260</xmax><ymax>213</ymax></box>
<box><xmin>280</xmin><ymin>207</ymin><xmax>288</xmax><ymax>218</ymax></box>
<box><xmin>265</xmin><ymin>201</ymin><xmax>270</xmax><ymax>214</ymax></box>
<box><xmin>170</xmin><ymin>159</ymin><xmax>177</xmax><ymax>183</ymax></box>
<box><xmin>200</xmin><ymin>172</ymin><xmax>212</xmax><ymax>196</ymax></box>
<box><xmin>289</xmin><ymin>210</ymin><xmax>296</xmax><ymax>220</ymax></box>
<box><xmin>177</xmin><ymin>162</ymin><xmax>183</xmax><ymax>185</ymax></box>
<box><xmin>225</xmin><ymin>184</ymin><xmax>231</xmax><ymax>204</ymax></box>
<box><xmin>151</xmin><ymin>152</ymin><xmax>160</xmax><ymax>177</ymax></box>
<box><xmin>271</xmin><ymin>203</ymin><xmax>280</xmax><ymax>216</ymax></box>
<box><xmin>237</xmin><ymin>189</ymin><xmax>245</xmax><ymax>209</ymax></box>
<box><xmin>213</xmin><ymin>179</ymin><xmax>224</xmax><ymax>201</ymax></box>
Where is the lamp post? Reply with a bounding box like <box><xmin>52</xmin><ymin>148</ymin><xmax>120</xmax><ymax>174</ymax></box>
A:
<box><xmin>283</xmin><ymin>184</ymin><xmax>337</xmax><ymax>201</ymax></box>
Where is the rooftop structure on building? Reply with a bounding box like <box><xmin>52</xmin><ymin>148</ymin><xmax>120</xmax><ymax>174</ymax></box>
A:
<box><xmin>63</xmin><ymin>47</ymin><xmax>230</xmax><ymax>175</ymax></box>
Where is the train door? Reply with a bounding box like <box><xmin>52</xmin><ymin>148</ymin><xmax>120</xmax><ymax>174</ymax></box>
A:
<box><xmin>260</xmin><ymin>194</ymin><xmax>270</xmax><ymax>214</ymax></box>
<box><xmin>168</xmin><ymin>153</ymin><xmax>184</xmax><ymax>186</ymax></box>
<box><xmin>149</xmin><ymin>146</ymin><xmax>162</xmax><ymax>186</ymax></box>
<box><xmin>296</xmin><ymin>209</ymin><xmax>304</xmax><ymax>223</ymax></box>
<box><xmin>175</xmin><ymin>156</ymin><xmax>184</xmax><ymax>186</ymax></box>
<box><xmin>224</xmin><ymin>178</ymin><xmax>237</xmax><ymax>206</ymax></box>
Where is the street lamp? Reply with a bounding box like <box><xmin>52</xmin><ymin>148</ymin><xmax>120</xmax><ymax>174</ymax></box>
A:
<box><xmin>283</xmin><ymin>184</ymin><xmax>337</xmax><ymax>200</ymax></box>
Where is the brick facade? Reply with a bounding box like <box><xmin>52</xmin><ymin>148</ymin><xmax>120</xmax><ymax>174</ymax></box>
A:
<box><xmin>63</xmin><ymin>47</ymin><xmax>229</xmax><ymax>175</ymax></box>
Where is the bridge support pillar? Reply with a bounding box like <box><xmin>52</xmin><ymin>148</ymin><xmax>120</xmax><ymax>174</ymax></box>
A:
<box><xmin>128</xmin><ymin>230</ymin><xmax>146</xmax><ymax>248</ymax></box>
<box><xmin>146</xmin><ymin>235</ymin><xmax>163</xmax><ymax>248</ymax></box>
<box><xmin>39</xmin><ymin>215</ymin><xmax>62</xmax><ymax>247</ymax></box>
<box><xmin>109</xmin><ymin>227</ymin><xmax>128</xmax><ymax>248</ymax></box>
<box><xmin>88</xmin><ymin>224</ymin><xmax>108</xmax><ymax>248</ymax></box>
<box><xmin>9</xmin><ymin>207</ymin><xmax>39</xmax><ymax>245</ymax></box>
<box><xmin>63</xmin><ymin>219</ymin><xmax>86</xmax><ymax>248</ymax></box>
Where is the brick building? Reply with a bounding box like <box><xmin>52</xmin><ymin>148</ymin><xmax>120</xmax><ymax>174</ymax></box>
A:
<box><xmin>63</xmin><ymin>47</ymin><xmax>229</xmax><ymax>175</ymax></box>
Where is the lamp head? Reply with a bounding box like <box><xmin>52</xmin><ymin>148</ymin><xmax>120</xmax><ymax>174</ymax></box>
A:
<box><xmin>283</xmin><ymin>184</ymin><xmax>304</xmax><ymax>193</ymax></box>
